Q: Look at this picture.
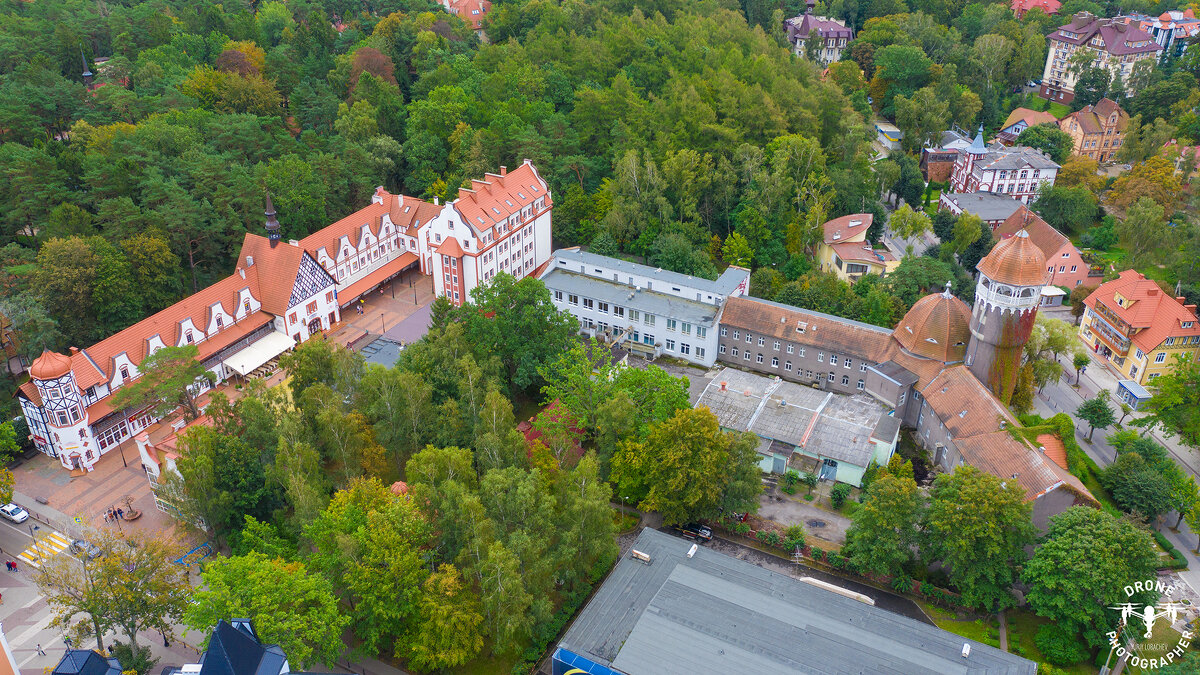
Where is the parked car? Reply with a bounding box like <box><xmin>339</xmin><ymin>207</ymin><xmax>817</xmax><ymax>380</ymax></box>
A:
<box><xmin>70</xmin><ymin>539</ymin><xmax>103</xmax><ymax>560</ymax></box>
<box><xmin>675</xmin><ymin>523</ymin><xmax>713</xmax><ymax>542</ymax></box>
<box><xmin>0</xmin><ymin>503</ymin><xmax>28</xmax><ymax>524</ymax></box>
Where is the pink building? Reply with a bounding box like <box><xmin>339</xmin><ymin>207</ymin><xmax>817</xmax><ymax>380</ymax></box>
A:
<box><xmin>994</xmin><ymin>206</ymin><xmax>1099</xmax><ymax>289</ymax></box>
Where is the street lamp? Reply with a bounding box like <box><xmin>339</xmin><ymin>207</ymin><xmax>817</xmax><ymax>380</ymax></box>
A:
<box><xmin>28</xmin><ymin>523</ymin><xmax>40</xmax><ymax>562</ymax></box>
<box><xmin>381</xmin><ymin>313</ymin><xmax>386</xmax><ymax>335</ymax></box>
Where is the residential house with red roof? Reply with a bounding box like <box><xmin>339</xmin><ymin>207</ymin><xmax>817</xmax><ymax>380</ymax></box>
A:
<box><xmin>1059</xmin><ymin>97</ymin><xmax>1128</xmax><ymax>162</ymax></box>
<box><xmin>1079</xmin><ymin>270</ymin><xmax>1200</xmax><ymax>385</ymax></box>
<box><xmin>1011</xmin><ymin>0</ymin><xmax>1060</xmax><ymax>19</ymax></box>
<box><xmin>1041</xmin><ymin>12</ymin><xmax>1161</xmax><ymax>104</ymax></box>
<box><xmin>815</xmin><ymin>214</ymin><xmax>897</xmax><ymax>282</ymax></box>
<box><xmin>995</xmin><ymin>206</ymin><xmax>1098</xmax><ymax>289</ymax></box>
<box><xmin>442</xmin><ymin>0</ymin><xmax>491</xmax><ymax>36</ymax></box>
<box><xmin>949</xmin><ymin>127</ymin><xmax>1060</xmax><ymax>204</ymax></box>
<box><xmin>996</xmin><ymin>107</ymin><xmax>1060</xmax><ymax>145</ymax></box>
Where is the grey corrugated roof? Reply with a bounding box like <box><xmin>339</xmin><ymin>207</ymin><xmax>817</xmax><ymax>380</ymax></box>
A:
<box><xmin>551</xmin><ymin>248</ymin><xmax>747</xmax><ymax>297</ymax></box>
<box><xmin>542</xmin><ymin>268</ymin><xmax>719</xmax><ymax>326</ymax></box>
<box><xmin>697</xmin><ymin>368</ymin><xmax>884</xmax><ymax>467</ymax></box>
<box><xmin>942</xmin><ymin>192</ymin><xmax>1025</xmax><ymax>222</ymax></box>
<box><xmin>871</xmin><ymin>360</ymin><xmax>919</xmax><ymax>386</ymax></box>
<box><xmin>559</xmin><ymin>528</ymin><xmax>1037</xmax><ymax>675</ymax></box>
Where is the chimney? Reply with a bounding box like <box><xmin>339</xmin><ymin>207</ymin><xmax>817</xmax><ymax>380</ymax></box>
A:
<box><xmin>69</xmin><ymin>347</ymin><xmax>80</xmax><ymax>355</ymax></box>
<box><xmin>239</xmin><ymin>268</ymin><xmax>245</xmax><ymax>279</ymax></box>
<box><xmin>500</xmin><ymin>165</ymin><xmax>507</xmax><ymax>176</ymax></box>
<box><xmin>264</xmin><ymin>193</ymin><xmax>281</xmax><ymax>247</ymax></box>
<box><xmin>372</xmin><ymin>186</ymin><xmax>386</xmax><ymax>205</ymax></box>
<box><xmin>434</xmin><ymin>196</ymin><xmax>440</xmax><ymax>206</ymax></box>
<box><xmin>80</xmin><ymin>48</ymin><xmax>93</xmax><ymax>88</ymax></box>
<box><xmin>720</xmin><ymin>381</ymin><xmax>728</xmax><ymax>391</ymax></box>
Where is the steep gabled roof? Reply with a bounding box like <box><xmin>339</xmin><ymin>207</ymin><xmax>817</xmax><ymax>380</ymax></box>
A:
<box><xmin>451</xmin><ymin>161</ymin><xmax>551</xmax><ymax>238</ymax></box>
<box><xmin>1083</xmin><ymin>270</ymin><xmax>1200</xmax><ymax>351</ymax></box>
<box><xmin>1001</xmin><ymin>108</ymin><xmax>1059</xmax><ymax>131</ymax></box>
<box><xmin>995</xmin><ymin>206</ymin><xmax>1072</xmax><ymax>260</ymax></box>
<box><xmin>235</xmin><ymin>234</ymin><xmax>306</xmax><ymax>315</ymax></box>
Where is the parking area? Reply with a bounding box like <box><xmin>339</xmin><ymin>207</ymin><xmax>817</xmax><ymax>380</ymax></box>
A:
<box><xmin>756</xmin><ymin>490</ymin><xmax>851</xmax><ymax>545</ymax></box>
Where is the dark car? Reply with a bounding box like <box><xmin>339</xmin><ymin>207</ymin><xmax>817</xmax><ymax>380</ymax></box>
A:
<box><xmin>676</xmin><ymin>523</ymin><xmax>713</xmax><ymax>542</ymax></box>
<box><xmin>70</xmin><ymin>539</ymin><xmax>103</xmax><ymax>560</ymax></box>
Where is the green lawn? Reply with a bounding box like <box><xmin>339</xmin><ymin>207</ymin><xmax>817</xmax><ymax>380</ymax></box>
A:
<box><xmin>612</xmin><ymin>508</ymin><xmax>639</xmax><ymax>532</ymax></box>
<box><xmin>1024</xmin><ymin>95</ymin><xmax>1072</xmax><ymax>119</ymax></box>
<box><xmin>1005</xmin><ymin>609</ymin><xmax>1098</xmax><ymax>674</ymax></box>
<box><xmin>918</xmin><ymin>602</ymin><xmax>1003</xmax><ymax>649</ymax></box>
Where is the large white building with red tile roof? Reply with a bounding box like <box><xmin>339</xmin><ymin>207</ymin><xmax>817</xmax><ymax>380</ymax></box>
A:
<box><xmin>17</xmin><ymin>161</ymin><xmax>552</xmax><ymax>473</ymax></box>
<box><xmin>426</xmin><ymin>160</ymin><xmax>553</xmax><ymax>305</ymax></box>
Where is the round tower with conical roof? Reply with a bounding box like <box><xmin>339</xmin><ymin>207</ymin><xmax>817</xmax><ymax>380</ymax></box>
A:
<box><xmin>965</xmin><ymin>230</ymin><xmax>1048</xmax><ymax>403</ymax></box>
<box><xmin>29</xmin><ymin>349</ymin><xmax>98</xmax><ymax>471</ymax></box>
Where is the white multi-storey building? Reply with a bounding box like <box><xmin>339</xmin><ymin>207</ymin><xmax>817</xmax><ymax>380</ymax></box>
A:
<box><xmin>949</xmin><ymin>129</ymin><xmax>1060</xmax><ymax>204</ymax></box>
<box><xmin>427</xmin><ymin>161</ymin><xmax>554</xmax><ymax>305</ymax></box>
<box><xmin>539</xmin><ymin>249</ymin><xmax>750</xmax><ymax>367</ymax></box>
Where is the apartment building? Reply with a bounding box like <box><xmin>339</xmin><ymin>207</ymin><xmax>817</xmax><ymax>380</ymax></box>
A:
<box><xmin>1041</xmin><ymin>12</ymin><xmax>1162</xmax><ymax>104</ymax></box>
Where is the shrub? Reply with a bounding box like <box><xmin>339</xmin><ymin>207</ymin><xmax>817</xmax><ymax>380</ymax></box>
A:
<box><xmin>804</xmin><ymin>493</ymin><xmax>815</xmax><ymax>501</ymax></box>
<box><xmin>891</xmin><ymin>576</ymin><xmax>914</xmax><ymax>593</ymax></box>
<box><xmin>734</xmin><ymin>522</ymin><xmax>751</xmax><ymax>535</ymax></box>
<box><xmin>810</xmin><ymin>547</ymin><xmax>825</xmax><ymax>562</ymax></box>
<box><xmin>842</xmin><ymin>500</ymin><xmax>860</xmax><ymax>517</ymax></box>
<box><xmin>830</xmin><ymin>483</ymin><xmax>852</xmax><ymax>508</ymax></box>
<box><xmin>802</xmin><ymin>471</ymin><xmax>819</xmax><ymax>492</ymax></box>
<box><xmin>1153</xmin><ymin>531</ymin><xmax>1189</xmax><ymax>570</ymax></box>
<box><xmin>756</xmin><ymin>530</ymin><xmax>782</xmax><ymax>548</ymax></box>
<box><xmin>784</xmin><ymin>469</ymin><xmax>800</xmax><ymax>488</ymax></box>
<box><xmin>1035</xmin><ymin>624</ymin><xmax>1089</xmax><ymax>666</ymax></box>
<box><xmin>110</xmin><ymin>642</ymin><xmax>158</xmax><ymax>675</ymax></box>
<box><xmin>783</xmin><ymin>524</ymin><xmax>805</xmax><ymax>551</ymax></box>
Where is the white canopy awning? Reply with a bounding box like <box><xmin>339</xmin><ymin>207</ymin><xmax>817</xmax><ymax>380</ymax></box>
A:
<box><xmin>224</xmin><ymin>331</ymin><xmax>294</xmax><ymax>376</ymax></box>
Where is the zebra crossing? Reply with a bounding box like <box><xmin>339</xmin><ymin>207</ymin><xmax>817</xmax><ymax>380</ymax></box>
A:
<box><xmin>15</xmin><ymin>529</ymin><xmax>71</xmax><ymax>568</ymax></box>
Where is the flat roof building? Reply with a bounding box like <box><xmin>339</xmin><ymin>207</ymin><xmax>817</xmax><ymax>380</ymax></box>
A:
<box><xmin>553</xmin><ymin>528</ymin><xmax>1037</xmax><ymax>675</ymax></box>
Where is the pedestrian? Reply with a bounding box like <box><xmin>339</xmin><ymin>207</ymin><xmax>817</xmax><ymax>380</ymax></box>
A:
<box><xmin>36</xmin><ymin>644</ymin><xmax>45</xmax><ymax>656</ymax></box>
<box><xmin>11</xmin><ymin>561</ymin><xmax>17</xmax><ymax>573</ymax></box>
<box><xmin>116</xmin><ymin>508</ymin><xmax>124</xmax><ymax>519</ymax></box>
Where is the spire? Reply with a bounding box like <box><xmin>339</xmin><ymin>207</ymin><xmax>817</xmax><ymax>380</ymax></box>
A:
<box><xmin>80</xmin><ymin>48</ymin><xmax>93</xmax><ymax>88</ymax></box>
<box><xmin>942</xmin><ymin>280</ymin><xmax>953</xmax><ymax>298</ymax></box>
<box><xmin>968</xmin><ymin>124</ymin><xmax>987</xmax><ymax>155</ymax></box>
<box><xmin>264</xmin><ymin>193</ymin><xmax>281</xmax><ymax>246</ymax></box>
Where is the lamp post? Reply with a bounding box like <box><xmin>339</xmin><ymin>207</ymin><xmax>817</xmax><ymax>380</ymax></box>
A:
<box><xmin>28</xmin><ymin>524</ymin><xmax>40</xmax><ymax>563</ymax></box>
<box><xmin>381</xmin><ymin>313</ymin><xmax>386</xmax><ymax>335</ymax></box>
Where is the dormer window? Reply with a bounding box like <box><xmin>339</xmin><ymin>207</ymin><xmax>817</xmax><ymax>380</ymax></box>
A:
<box><xmin>1184</xmin><ymin>321</ymin><xmax>1194</xmax><ymax>328</ymax></box>
<box><xmin>120</xmin><ymin>366</ymin><xmax>129</xmax><ymax>380</ymax></box>
<box><xmin>186</xmin><ymin>331</ymin><xmax>194</xmax><ymax>344</ymax></box>
<box><xmin>216</xmin><ymin>315</ymin><xmax>224</xmax><ymax>329</ymax></box>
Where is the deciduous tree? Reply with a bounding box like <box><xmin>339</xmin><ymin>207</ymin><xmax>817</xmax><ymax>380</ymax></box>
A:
<box><xmin>407</xmin><ymin>564</ymin><xmax>484</xmax><ymax>670</ymax></box>
<box><xmin>1076</xmin><ymin>395</ymin><xmax>1115</xmax><ymax>441</ymax></box>
<box><xmin>922</xmin><ymin>466</ymin><xmax>1036</xmax><ymax>610</ymax></box>
<box><xmin>843</xmin><ymin>473</ymin><xmax>922</xmax><ymax>575</ymax></box>
<box><xmin>1135</xmin><ymin>354</ymin><xmax>1200</xmax><ymax>448</ymax></box>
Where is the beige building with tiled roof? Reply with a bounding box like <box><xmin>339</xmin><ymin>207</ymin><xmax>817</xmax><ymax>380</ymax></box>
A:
<box><xmin>815</xmin><ymin>213</ymin><xmax>898</xmax><ymax>282</ymax></box>
<box><xmin>1059</xmin><ymin>97</ymin><xmax>1128</xmax><ymax>162</ymax></box>
<box><xmin>1079</xmin><ymin>270</ymin><xmax>1200</xmax><ymax>385</ymax></box>
<box><xmin>1041</xmin><ymin>12</ymin><xmax>1161</xmax><ymax>104</ymax></box>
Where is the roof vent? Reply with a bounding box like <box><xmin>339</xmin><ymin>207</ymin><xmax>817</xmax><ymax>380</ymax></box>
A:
<box><xmin>962</xmin><ymin>644</ymin><xmax>971</xmax><ymax>659</ymax></box>
<box><xmin>744</xmin><ymin>388</ymin><xmax>752</xmax><ymax>396</ymax></box>
<box><xmin>631</xmin><ymin>549</ymin><xmax>652</xmax><ymax>565</ymax></box>
<box><xmin>687</xmin><ymin>544</ymin><xmax>698</xmax><ymax>558</ymax></box>
<box><xmin>832</xmin><ymin>231</ymin><xmax>841</xmax><ymax>240</ymax></box>
<box><xmin>1038</xmin><ymin>446</ymin><xmax>1046</xmax><ymax>453</ymax></box>
<box><xmin>778</xmin><ymin>398</ymin><xmax>787</xmax><ymax>407</ymax></box>
<box><xmin>720</xmin><ymin>381</ymin><xmax>728</xmax><ymax>391</ymax></box>
<box><xmin>1012</xmin><ymin>473</ymin><xmax>1019</xmax><ymax>479</ymax></box>
<box><xmin>780</xmin><ymin>316</ymin><xmax>786</xmax><ymax>323</ymax></box>
<box><xmin>246</xmin><ymin>256</ymin><xmax>254</xmax><ymax>267</ymax></box>
<box><xmin>849</xmin><ymin>219</ymin><xmax>862</xmax><ymax>228</ymax></box>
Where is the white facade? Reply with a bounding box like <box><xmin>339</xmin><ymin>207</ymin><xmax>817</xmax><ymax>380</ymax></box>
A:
<box><xmin>539</xmin><ymin>249</ymin><xmax>750</xmax><ymax>368</ymax></box>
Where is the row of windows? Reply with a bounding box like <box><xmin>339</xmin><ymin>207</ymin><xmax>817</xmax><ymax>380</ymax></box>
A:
<box><xmin>718</xmin><ymin>345</ymin><xmax>867</xmax><ymax>389</ymax></box>
<box><xmin>554</xmin><ymin>292</ymin><xmax>709</xmax><ymax>338</ymax></box>
<box><xmin>719</xmin><ymin>328</ymin><xmax>866</xmax><ymax>370</ymax></box>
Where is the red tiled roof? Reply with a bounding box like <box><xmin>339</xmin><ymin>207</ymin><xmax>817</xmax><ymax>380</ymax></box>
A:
<box><xmin>921</xmin><ymin>365</ymin><xmax>1018</xmax><ymax>439</ymax></box>
<box><xmin>1050</xmin><ymin>13</ymin><xmax>1162</xmax><ymax>56</ymax></box>
<box><xmin>977</xmin><ymin>230</ymin><xmax>1048</xmax><ymax>286</ymax></box>
<box><xmin>337</xmin><ymin>252</ymin><xmax>418</xmax><ymax>307</ymax></box>
<box><xmin>435</xmin><ymin>236</ymin><xmax>464</xmax><ymax>258</ymax></box>
<box><xmin>1083</xmin><ymin>270</ymin><xmax>1200</xmax><ymax>352</ymax></box>
<box><xmin>298</xmin><ymin>191</ymin><xmax>441</xmax><ymax>264</ymax></box>
<box><xmin>452</xmin><ymin>161</ymin><xmax>552</xmax><ymax>239</ymax></box>
<box><xmin>1036</xmin><ymin>433</ymin><xmax>1069</xmax><ymax>470</ymax></box>
<box><xmin>892</xmin><ymin>292</ymin><xmax>971</xmax><ymax>363</ymax></box>
<box><xmin>235</xmin><ymin>234</ymin><xmax>303</xmax><ymax>316</ymax></box>
<box><xmin>1062</xmin><ymin>98</ymin><xmax>1128</xmax><ymax>135</ymax></box>
<box><xmin>1001</xmin><ymin>108</ymin><xmax>1059</xmax><ymax>131</ymax></box>
<box><xmin>80</xmin><ymin>266</ymin><xmax>266</xmax><ymax>387</ymax></box>
<box><xmin>822</xmin><ymin>214</ymin><xmax>872</xmax><ymax>244</ymax></box>
<box><xmin>447</xmin><ymin>0</ymin><xmax>491</xmax><ymax>30</ymax></box>
<box><xmin>720</xmin><ymin>296</ymin><xmax>894</xmax><ymax>364</ymax></box>
<box><xmin>995</xmin><ymin>207</ymin><xmax>1071</xmax><ymax>261</ymax></box>
<box><xmin>1011</xmin><ymin>0</ymin><xmax>1060</xmax><ymax>16</ymax></box>
<box><xmin>954</xmin><ymin>430</ymin><xmax>1094</xmax><ymax>504</ymax></box>
<box><xmin>17</xmin><ymin>381</ymin><xmax>40</xmax><ymax>406</ymax></box>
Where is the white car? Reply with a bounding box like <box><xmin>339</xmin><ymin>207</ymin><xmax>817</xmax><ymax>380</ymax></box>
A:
<box><xmin>0</xmin><ymin>503</ymin><xmax>29</xmax><ymax>524</ymax></box>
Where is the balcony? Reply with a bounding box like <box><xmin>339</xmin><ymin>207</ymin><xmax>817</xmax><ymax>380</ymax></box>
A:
<box><xmin>1088</xmin><ymin>315</ymin><xmax>1131</xmax><ymax>355</ymax></box>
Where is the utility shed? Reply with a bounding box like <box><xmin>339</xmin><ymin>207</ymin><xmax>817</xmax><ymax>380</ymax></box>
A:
<box><xmin>554</xmin><ymin>528</ymin><xmax>1037</xmax><ymax>675</ymax></box>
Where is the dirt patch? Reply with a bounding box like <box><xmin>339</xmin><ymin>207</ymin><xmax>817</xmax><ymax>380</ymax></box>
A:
<box><xmin>755</xmin><ymin>489</ymin><xmax>851</xmax><ymax>544</ymax></box>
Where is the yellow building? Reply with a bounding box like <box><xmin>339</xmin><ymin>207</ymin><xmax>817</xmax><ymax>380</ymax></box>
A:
<box><xmin>816</xmin><ymin>213</ymin><xmax>899</xmax><ymax>282</ymax></box>
<box><xmin>1078</xmin><ymin>270</ymin><xmax>1200</xmax><ymax>385</ymax></box>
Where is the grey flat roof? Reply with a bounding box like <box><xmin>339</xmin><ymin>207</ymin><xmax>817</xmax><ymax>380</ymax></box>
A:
<box><xmin>871</xmin><ymin>360</ymin><xmax>919</xmax><ymax>386</ymax></box>
<box><xmin>942</xmin><ymin>192</ymin><xmax>1025</xmax><ymax>221</ymax></box>
<box><xmin>542</xmin><ymin>268</ymin><xmax>719</xmax><ymax>326</ymax></box>
<box><xmin>551</xmin><ymin>248</ymin><xmax>747</xmax><ymax>297</ymax></box>
<box><xmin>696</xmin><ymin>368</ymin><xmax>886</xmax><ymax>467</ymax></box>
<box><xmin>559</xmin><ymin>528</ymin><xmax>1037</xmax><ymax>675</ymax></box>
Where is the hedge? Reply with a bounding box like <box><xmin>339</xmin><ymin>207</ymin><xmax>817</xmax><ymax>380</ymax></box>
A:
<box><xmin>1153</xmin><ymin>530</ymin><xmax>1189</xmax><ymax>570</ymax></box>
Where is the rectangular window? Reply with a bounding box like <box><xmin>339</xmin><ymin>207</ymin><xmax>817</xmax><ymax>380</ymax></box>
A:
<box><xmin>786</xmin><ymin>344</ymin><xmax>794</xmax><ymax>354</ymax></box>
<box><xmin>665</xmin><ymin>339</ymin><xmax>675</xmax><ymax>352</ymax></box>
<box><xmin>306</xmin><ymin>301</ymin><xmax>318</xmax><ymax>314</ymax></box>
<box><xmin>1156</xmin><ymin>352</ymin><xmax>1167</xmax><ymax>363</ymax></box>
<box><xmin>667</xmin><ymin>319</ymin><xmax>677</xmax><ymax>331</ymax></box>
<box><xmin>771</xmin><ymin>357</ymin><xmax>779</xmax><ymax>367</ymax></box>
<box><xmin>818</xmin><ymin>352</ymin><xmax>824</xmax><ymax>362</ymax></box>
<box><xmin>645</xmin><ymin>314</ymin><xmax>655</xmax><ymax>326</ymax></box>
<box><xmin>215</xmin><ymin>315</ymin><xmax>223</xmax><ymax>329</ymax></box>
<box><xmin>583</xmin><ymin>298</ymin><xmax>594</xmax><ymax>310</ymax></box>
<box><xmin>598</xmin><ymin>302</ymin><xmax>609</xmax><ymax>314</ymax></box>
<box><xmin>756</xmin><ymin>353</ymin><xmax>764</xmax><ymax>364</ymax></box>
<box><xmin>758</xmin><ymin>337</ymin><xmax>765</xmax><ymax>346</ymax></box>
<box><xmin>830</xmin><ymin>355</ymin><xmax>838</xmax><ymax>366</ymax></box>
<box><xmin>842</xmin><ymin>375</ymin><xmax>850</xmax><ymax>386</ymax></box>
<box><xmin>568</xmin><ymin>294</ymin><xmax>578</xmax><ymax>305</ymax></box>
<box><xmin>745</xmin><ymin>334</ymin><xmax>752</xmax><ymax>343</ymax></box>
<box><xmin>680</xmin><ymin>343</ymin><xmax>690</xmax><ymax>355</ymax></box>
<box><xmin>1165</xmin><ymin>337</ymin><xmax>1176</xmax><ymax>346</ymax></box>
<box><xmin>1136</xmin><ymin>349</ymin><xmax>1144</xmax><ymax>359</ymax></box>
<box><xmin>732</xmin><ymin>330</ymin><xmax>740</xmax><ymax>340</ymax></box>
<box><xmin>554</xmin><ymin>290</ymin><xmax>563</xmax><ymax>301</ymax></box>
<box><xmin>857</xmin><ymin>379</ymin><xmax>865</xmax><ymax>391</ymax></box>
<box><xmin>845</xmin><ymin>359</ymin><xmax>852</xmax><ymax>369</ymax></box>
<box><xmin>732</xmin><ymin>348</ymin><xmax>739</xmax><ymax>357</ymax></box>
<box><xmin>1070</xmin><ymin>265</ymin><xmax>1077</xmax><ymax>273</ymax></box>
<box><xmin>743</xmin><ymin>350</ymin><xmax>751</xmax><ymax>361</ymax></box>
<box><xmin>828</xmin><ymin>372</ymin><xmax>835</xmax><ymax>382</ymax></box>
<box><xmin>799</xmin><ymin>347</ymin><xmax>806</xmax><ymax>357</ymax></box>
<box><xmin>643</xmin><ymin>333</ymin><xmax>654</xmax><ymax>345</ymax></box>
<box><xmin>695</xmin><ymin>347</ymin><xmax>705</xmax><ymax>359</ymax></box>
<box><xmin>773</xmin><ymin>341</ymin><xmax>781</xmax><ymax>351</ymax></box>
<box><xmin>784</xmin><ymin>361</ymin><xmax>793</xmax><ymax>371</ymax></box>
<box><xmin>721</xmin><ymin>327</ymin><xmax>728</xmax><ymax>337</ymax></box>
<box><xmin>860</xmin><ymin>363</ymin><xmax>867</xmax><ymax>372</ymax></box>
<box><xmin>898</xmin><ymin>391</ymin><xmax>907</xmax><ymax>406</ymax></box>
<box><xmin>630</xmin><ymin>310</ymin><xmax>640</xmax><ymax>322</ymax></box>
<box><xmin>614</xmin><ymin>306</ymin><xmax>624</xmax><ymax>318</ymax></box>
<box><xmin>719</xmin><ymin>344</ymin><xmax>726</xmax><ymax>354</ymax></box>
<box><xmin>696</xmin><ymin>326</ymin><xmax>706</xmax><ymax>339</ymax></box>
<box><xmin>681</xmin><ymin>323</ymin><xmax>691</xmax><ymax>335</ymax></box>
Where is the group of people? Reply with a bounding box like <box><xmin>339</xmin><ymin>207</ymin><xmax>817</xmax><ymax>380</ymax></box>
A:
<box><xmin>103</xmin><ymin>507</ymin><xmax>125</xmax><ymax>522</ymax></box>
